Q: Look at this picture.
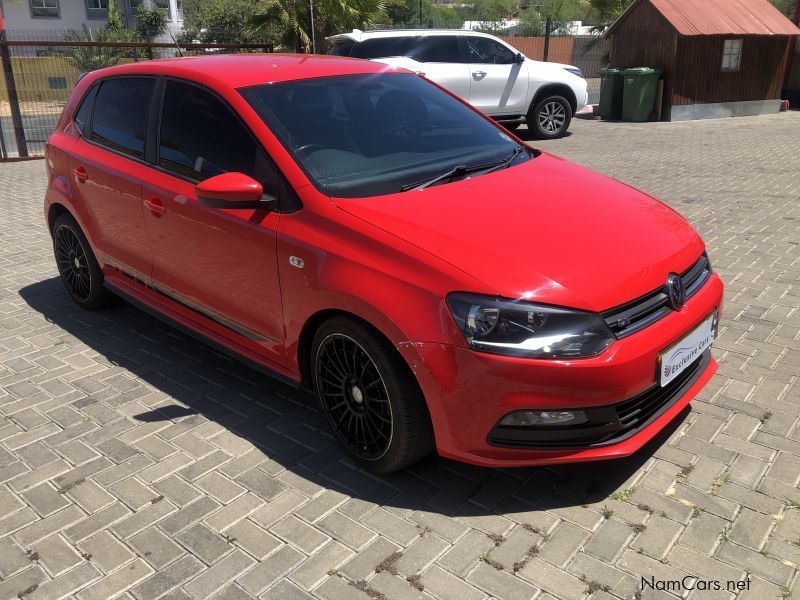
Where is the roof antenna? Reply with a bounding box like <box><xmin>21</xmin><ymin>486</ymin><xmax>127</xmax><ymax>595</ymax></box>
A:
<box><xmin>167</xmin><ymin>27</ymin><xmax>184</xmax><ymax>58</ymax></box>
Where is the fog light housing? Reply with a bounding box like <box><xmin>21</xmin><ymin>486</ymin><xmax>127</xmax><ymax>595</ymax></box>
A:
<box><xmin>499</xmin><ymin>410</ymin><xmax>589</xmax><ymax>428</ymax></box>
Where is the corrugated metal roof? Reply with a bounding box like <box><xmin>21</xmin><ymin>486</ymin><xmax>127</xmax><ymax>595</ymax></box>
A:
<box><xmin>607</xmin><ymin>0</ymin><xmax>800</xmax><ymax>36</ymax></box>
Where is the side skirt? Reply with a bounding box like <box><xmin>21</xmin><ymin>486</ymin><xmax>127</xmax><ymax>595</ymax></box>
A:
<box><xmin>104</xmin><ymin>278</ymin><xmax>302</xmax><ymax>391</ymax></box>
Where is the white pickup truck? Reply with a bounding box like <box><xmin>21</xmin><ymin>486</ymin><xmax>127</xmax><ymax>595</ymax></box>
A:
<box><xmin>327</xmin><ymin>29</ymin><xmax>588</xmax><ymax>138</ymax></box>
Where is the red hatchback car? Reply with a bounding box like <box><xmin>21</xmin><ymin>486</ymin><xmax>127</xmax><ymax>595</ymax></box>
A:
<box><xmin>45</xmin><ymin>55</ymin><xmax>723</xmax><ymax>473</ymax></box>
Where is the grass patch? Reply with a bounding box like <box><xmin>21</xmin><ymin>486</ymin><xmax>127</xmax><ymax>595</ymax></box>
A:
<box><xmin>610</xmin><ymin>488</ymin><xmax>634</xmax><ymax>502</ymax></box>
<box><xmin>56</xmin><ymin>479</ymin><xmax>84</xmax><ymax>495</ymax></box>
<box><xmin>710</xmin><ymin>471</ymin><xmax>729</xmax><ymax>495</ymax></box>
<box><xmin>375</xmin><ymin>552</ymin><xmax>402</xmax><ymax>576</ymax></box>
<box><xmin>479</xmin><ymin>548</ymin><xmax>503</xmax><ymax>571</ymax></box>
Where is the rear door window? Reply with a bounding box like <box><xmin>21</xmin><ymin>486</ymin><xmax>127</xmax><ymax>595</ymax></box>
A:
<box><xmin>90</xmin><ymin>77</ymin><xmax>154</xmax><ymax>158</ymax></box>
<box><xmin>408</xmin><ymin>36</ymin><xmax>461</xmax><ymax>63</ymax></box>
<box><xmin>349</xmin><ymin>36</ymin><xmax>417</xmax><ymax>59</ymax></box>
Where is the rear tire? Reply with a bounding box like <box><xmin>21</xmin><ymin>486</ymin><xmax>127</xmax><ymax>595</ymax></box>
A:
<box><xmin>312</xmin><ymin>317</ymin><xmax>434</xmax><ymax>474</ymax></box>
<box><xmin>529</xmin><ymin>95</ymin><xmax>572</xmax><ymax>139</ymax></box>
<box><xmin>52</xmin><ymin>213</ymin><xmax>115</xmax><ymax>310</ymax></box>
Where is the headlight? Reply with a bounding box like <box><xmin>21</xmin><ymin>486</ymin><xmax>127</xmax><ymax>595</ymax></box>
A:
<box><xmin>446</xmin><ymin>292</ymin><xmax>614</xmax><ymax>359</ymax></box>
<box><xmin>564</xmin><ymin>67</ymin><xmax>584</xmax><ymax>79</ymax></box>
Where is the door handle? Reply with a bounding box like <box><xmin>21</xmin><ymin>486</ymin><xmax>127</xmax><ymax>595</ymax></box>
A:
<box><xmin>73</xmin><ymin>166</ymin><xmax>88</xmax><ymax>183</ymax></box>
<box><xmin>145</xmin><ymin>197</ymin><xmax>166</xmax><ymax>217</ymax></box>
<box><xmin>415</xmin><ymin>70</ymin><xmax>426</xmax><ymax>77</ymax></box>
<box><xmin>473</xmin><ymin>70</ymin><xmax>487</xmax><ymax>78</ymax></box>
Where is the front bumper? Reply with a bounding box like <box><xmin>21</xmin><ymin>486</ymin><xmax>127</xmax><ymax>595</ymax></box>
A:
<box><xmin>399</xmin><ymin>272</ymin><xmax>723</xmax><ymax>467</ymax></box>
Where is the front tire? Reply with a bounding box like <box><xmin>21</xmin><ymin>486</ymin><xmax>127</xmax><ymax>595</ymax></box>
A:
<box><xmin>312</xmin><ymin>317</ymin><xmax>434</xmax><ymax>474</ymax></box>
<box><xmin>52</xmin><ymin>213</ymin><xmax>115</xmax><ymax>309</ymax></box>
<box><xmin>529</xmin><ymin>95</ymin><xmax>572</xmax><ymax>139</ymax></box>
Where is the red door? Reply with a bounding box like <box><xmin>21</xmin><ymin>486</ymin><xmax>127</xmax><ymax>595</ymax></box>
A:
<box><xmin>69</xmin><ymin>77</ymin><xmax>156</xmax><ymax>278</ymax></box>
<box><xmin>141</xmin><ymin>79</ymin><xmax>286</xmax><ymax>366</ymax></box>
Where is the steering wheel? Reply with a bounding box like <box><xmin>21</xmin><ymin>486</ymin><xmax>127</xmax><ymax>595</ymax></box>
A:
<box><xmin>294</xmin><ymin>144</ymin><xmax>325</xmax><ymax>157</ymax></box>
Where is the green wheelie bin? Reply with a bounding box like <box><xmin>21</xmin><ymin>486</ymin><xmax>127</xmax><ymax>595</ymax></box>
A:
<box><xmin>621</xmin><ymin>68</ymin><xmax>663</xmax><ymax>122</ymax></box>
<box><xmin>599</xmin><ymin>68</ymin><xmax>623</xmax><ymax>120</ymax></box>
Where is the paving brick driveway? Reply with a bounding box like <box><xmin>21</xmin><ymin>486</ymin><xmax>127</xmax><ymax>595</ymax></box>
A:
<box><xmin>1</xmin><ymin>112</ymin><xmax>799</xmax><ymax>600</ymax></box>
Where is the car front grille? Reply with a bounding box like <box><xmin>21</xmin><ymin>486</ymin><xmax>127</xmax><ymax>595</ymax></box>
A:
<box><xmin>487</xmin><ymin>350</ymin><xmax>710</xmax><ymax>450</ymax></box>
<box><xmin>601</xmin><ymin>254</ymin><xmax>711</xmax><ymax>339</ymax></box>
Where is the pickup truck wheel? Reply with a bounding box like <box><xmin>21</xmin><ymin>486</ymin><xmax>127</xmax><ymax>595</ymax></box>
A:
<box><xmin>529</xmin><ymin>95</ymin><xmax>572</xmax><ymax>139</ymax></box>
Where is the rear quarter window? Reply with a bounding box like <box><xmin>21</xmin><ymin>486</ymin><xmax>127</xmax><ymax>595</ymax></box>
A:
<box><xmin>329</xmin><ymin>41</ymin><xmax>355</xmax><ymax>56</ymax></box>
<box><xmin>73</xmin><ymin>84</ymin><xmax>97</xmax><ymax>134</ymax></box>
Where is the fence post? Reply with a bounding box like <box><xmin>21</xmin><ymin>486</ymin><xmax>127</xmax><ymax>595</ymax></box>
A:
<box><xmin>0</xmin><ymin>30</ymin><xmax>28</xmax><ymax>158</ymax></box>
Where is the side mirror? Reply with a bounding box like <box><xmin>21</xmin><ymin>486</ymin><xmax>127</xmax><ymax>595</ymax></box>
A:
<box><xmin>196</xmin><ymin>172</ymin><xmax>275</xmax><ymax>210</ymax></box>
<box><xmin>515</xmin><ymin>52</ymin><xmax>525</xmax><ymax>64</ymax></box>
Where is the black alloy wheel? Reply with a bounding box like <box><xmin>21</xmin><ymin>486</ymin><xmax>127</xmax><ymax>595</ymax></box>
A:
<box><xmin>315</xmin><ymin>333</ymin><xmax>393</xmax><ymax>460</ymax></box>
<box><xmin>52</xmin><ymin>213</ymin><xmax>115</xmax><ymax>309</ymax></box>
<box><xmin>54</xmin><ymin>223</ymin><xmax>92</xmax><ymax>303</ymax></box>
<box><xmin>312</xmin><ymin>317</ymin><xmax>434</xmax><ymax>473</ymax></box>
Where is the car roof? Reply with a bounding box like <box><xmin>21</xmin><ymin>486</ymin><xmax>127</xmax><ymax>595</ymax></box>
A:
<box><xmin>327</xmin><ymin>29</ymin><xmax>500</xmax><ymax>43</ymax></box>
<box><xmin>82</xmin><ymin>54</ymin><xmax>403</xmax><ymax>89</ymax></box>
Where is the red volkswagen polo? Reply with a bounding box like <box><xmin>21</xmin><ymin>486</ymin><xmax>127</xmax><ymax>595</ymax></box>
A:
<box><xmin>44</xmin><ymin>55</ymin><xmax>723</xmax><ymax>473</ymax></box>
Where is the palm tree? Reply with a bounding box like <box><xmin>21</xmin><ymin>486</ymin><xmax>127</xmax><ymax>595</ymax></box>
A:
<box><xmin>249</xmin><ymin>0</ymin><xmax>385</xmax><ymax>53</ymax></box>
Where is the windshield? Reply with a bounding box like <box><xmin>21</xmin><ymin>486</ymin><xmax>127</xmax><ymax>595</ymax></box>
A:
<box><xmin>239</xmin><ymin>73</ymin><xmax>532</xmax><ymax>198</ymax></box>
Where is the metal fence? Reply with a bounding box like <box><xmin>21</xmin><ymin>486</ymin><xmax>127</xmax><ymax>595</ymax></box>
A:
<box><xmin>0</xmin><ymin>26</ymin><xmax>607</xmax><ymax>159</ymax></box>
<box><xmin>0</xmin><ymin>31</ymin><xmax>274</xmax><ymax>159</ymax></box>
<box><xmin>498</xmin><ymin>35</ymin><xmax>608</xmax><ymax>105</ymax></box>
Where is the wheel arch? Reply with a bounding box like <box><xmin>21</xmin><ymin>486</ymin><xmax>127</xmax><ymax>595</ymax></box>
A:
<box><xmin>47</xmin><ymin>202</ymin><xmax>71</xmax><ymax>236</ymax></box>
<box><xmin>530</xmin><ymin>83</ymin><xmax>577</xmax><ymax>117</ymax></box>
<box><xmin>296</xmin><ymin>308</ymin><xmax>414</xmax><ymax>392</ymax></box>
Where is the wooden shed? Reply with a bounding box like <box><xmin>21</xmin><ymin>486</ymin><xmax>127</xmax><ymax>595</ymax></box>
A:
<box><xmin>604</xmin><ymin>0</ymin><xmax>800</xmax><ymax>121</ymax></box>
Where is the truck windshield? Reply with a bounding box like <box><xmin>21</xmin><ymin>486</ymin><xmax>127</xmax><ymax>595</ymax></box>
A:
<box><xmin>239</xmin><ymin>73</ymin><xmax>531</xmax><ymax>198</ymax></box>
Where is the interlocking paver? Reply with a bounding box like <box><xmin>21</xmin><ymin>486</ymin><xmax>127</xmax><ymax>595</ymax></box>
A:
<box><xmin>34</xmin><ymin>533</ymin><xmax>83</xmax><ymax>576</ymax></box>
<box><xmin>176</xmin><ymin>522</ymin><xmax>234</xmax><ymax>565</ymax></box>
<box><xmin>1</xmin><ymin>113</ymin><xmax>798</xmax><ymax>600</ymax></box>
<box><xmin>77</xmin><ymin>530</ymin><xmax>136</xmax><ymax>573</ymax></box>
<box><xmin>129</xmin><ymin>526</ymin><xmax>186</xmax><ymax>569</ymax></box>
<box><xmin>289</xmin><ymin>540</ymin><xmax>354</xmax><ymax>590</ymax></box>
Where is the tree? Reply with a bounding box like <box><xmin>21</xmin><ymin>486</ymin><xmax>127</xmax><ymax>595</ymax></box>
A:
<box><xmin>426</xmin><ymin>4</ymin><xmax>462</xmax><ymax>28</ymax></box>
<box><xmin>135</xmin><ymin>4</ymin><xmax>169</xmax><ymax>58</ymax></box>
<box><xmin>178</xmin><ymin>0</ymin><xmax>273</xmax><ymax>44</ymax></box>
<box><xmin>63</xmin><ymin>0</ymin><xmax>135</xmax><ymax>72</ymax></box>
<box><xmin>249</xmin><ymin>0</ymin><xmax>385</xmax><ymax>53</ymax></box>
<box><xmin>105</xmin><ymin>0</ymin><xmax>126</xmax><ymax>32</ymax></box>
<box><xmin>384</xmin><ymin>0</ymin><xmax>417</xmax><ymax>27</ymax></box>
<box><xmin>585</xmin><ymin>0</ymin><xmax>632</xmax><ymax>28</ymax></box>
<box><xmin>518</xmin><ymin>0</ymin><xmax>589</xmax><ymax>34</ymax></box>
<box><xmin>467</xmin><ymin>0</ymin><xmax>517</xmax><ymax>33</ymax></box>
<box><xmin>769</xmin><ymin>0</ymin><xmax>796</xmax><ymax>19</ymax></box>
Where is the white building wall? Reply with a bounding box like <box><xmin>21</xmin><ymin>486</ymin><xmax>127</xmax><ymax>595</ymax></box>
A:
<box><xmin>0</xmin><ymin>0</ymin><xmax>182</xmax><ymax>38</ymax></box>
<box><xmin>1</xmin><ymin>0</ymin><xmax>105</xmax><ymax>34</ymax></box>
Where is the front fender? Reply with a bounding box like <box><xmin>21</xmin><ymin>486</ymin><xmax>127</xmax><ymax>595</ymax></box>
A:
<box><xmin>276</xmin><ymin>194</ymin><xmax>494</xmax><ymax>375</ymax></box>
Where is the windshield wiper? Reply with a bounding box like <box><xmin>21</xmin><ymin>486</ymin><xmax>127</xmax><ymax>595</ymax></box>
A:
<box><xmin>399</xmin><ymin>146</ymin><xmax>525</xmax><ymax>192</ymax></box>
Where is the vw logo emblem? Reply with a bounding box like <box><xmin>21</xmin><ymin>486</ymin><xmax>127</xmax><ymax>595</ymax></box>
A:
<box><xmin>666</xmin><ymin>274</ymin><xmax>686</xmax><ymax>311</ymax></box>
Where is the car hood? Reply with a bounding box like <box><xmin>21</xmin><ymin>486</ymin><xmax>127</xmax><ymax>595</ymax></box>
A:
<box><xmin>332</xmin><ymin>152</ymin><xmax>705</xmax><ymax>312</ymax></box>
